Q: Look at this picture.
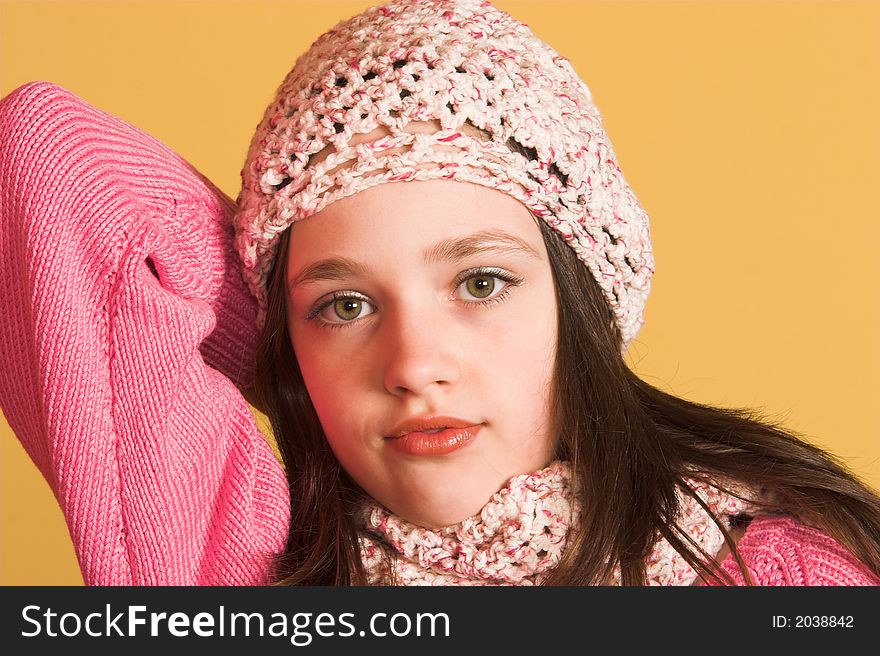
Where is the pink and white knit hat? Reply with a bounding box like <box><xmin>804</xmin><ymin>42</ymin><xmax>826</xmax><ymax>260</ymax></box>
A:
<box><xmin>234</xmin><ymin>0</ymin><xmax>655</xmax><ymax>349</ymax></box>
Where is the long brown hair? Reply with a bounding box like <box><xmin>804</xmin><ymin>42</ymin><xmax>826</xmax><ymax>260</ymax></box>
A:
<box><xmin>250</xmin><ymin>206</ymin><xmax>880</xmax><ymax>586</ymax></box>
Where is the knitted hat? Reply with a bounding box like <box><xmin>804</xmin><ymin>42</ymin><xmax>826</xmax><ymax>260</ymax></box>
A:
<box><xmin>234</xmin><ymin>0</ymin><xmax>654</xmax><ymax>349</ymax></box>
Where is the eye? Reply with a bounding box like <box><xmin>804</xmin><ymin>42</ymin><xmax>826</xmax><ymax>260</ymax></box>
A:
<box><xmin>308</xmin><ymin>291</ymin><xmax>375</xmax><ymax>327</ymax></box>
<box><xmin>328</xmin><ymin>297</ymin><xmax>372</xmax><ymax>322</ymax></box>
<box><xmin>455</xmin><ymin>267</ymin><xmax>523</xmax><ymax>304</ymax></box>
<box><xmin>462</xmin><ymin>274</ymin><xmax>496</xmax><ymax>299</ymax></box>
<box><xmin>306</xmin><ymin>267</ymin><xmax>524</xmax><ymax>331</ymax></box>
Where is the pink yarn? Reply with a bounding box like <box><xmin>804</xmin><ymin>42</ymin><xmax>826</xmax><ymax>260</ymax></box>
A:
<box><xmin>702</xmin><ymin>516</ymin><xmax>880</xmax><ymax>586</ymax></box>
<box><xmin>0</xmin><ymin>81</ymin><xmax>290</xmax><ymax>585</ymax></box>
<box><xmin>359</xmin><ymin>461</ymin><xmax>766</xmax><ymax>586</ymax></box>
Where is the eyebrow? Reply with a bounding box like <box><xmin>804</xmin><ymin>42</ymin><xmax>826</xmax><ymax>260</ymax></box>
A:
<box><xmin>288</xmin><ymin>229</ymin><xmax>542</xmax><ymax>290</ymax></box>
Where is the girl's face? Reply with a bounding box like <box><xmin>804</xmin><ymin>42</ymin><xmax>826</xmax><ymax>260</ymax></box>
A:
<box><xmin>285</xmin><ymin>179</ymin><xmax>559</xmax><ymax>528</ymax></box>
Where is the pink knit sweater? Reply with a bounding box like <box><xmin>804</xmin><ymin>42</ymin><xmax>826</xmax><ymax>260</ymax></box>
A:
<box><xmin>1</xmin><ymin>81</ymin><xmax>876</xmax><ymax>586</ymax></box>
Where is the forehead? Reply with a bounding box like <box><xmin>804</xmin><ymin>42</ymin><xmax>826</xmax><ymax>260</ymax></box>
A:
<box><xmin>283</xmin><ymin>180</ymin><xmax>547</xmax><ymax>297</ymax></box>
<box><xmin>287</xmin><ymin>178</ymin><xmax>541</xmax><ymax>258</ymax></box>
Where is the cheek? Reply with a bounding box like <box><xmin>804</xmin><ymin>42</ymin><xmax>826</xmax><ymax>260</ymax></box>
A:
<box><xmin>491</xmin><ymin>294</ymin><xmax>558</xmax><ymax>420</ymax></box>
<box><xmin>291</xmin><ymin>334</ymin><xmax>355</xmax><ymax>428</ymax></box>
<box><xmin>291</xmin><ymin>331</ymin><xmax>381</xmax><ymax>463</ymax></box>
<box><xmin>295</xmin><ymin>354</ymin><xmax>366</xmax><ymax>467</ymax></box>
<box><xmin>506</xmin><ymin>285</ymin><xmax>557</xmax><ymax>366</ymax></box>
<box><xmin>304</xmin><ymin>361</ymin><xmax>347</xmax><ymax>405</ymax></box>
<box><xmin>505</xmin><ymin>337</ymin><xmax>555</xmax><ymax>413</ymax></box>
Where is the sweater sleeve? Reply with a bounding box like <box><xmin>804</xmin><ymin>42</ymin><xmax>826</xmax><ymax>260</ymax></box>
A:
<box><xmin>0</xmin><ymin>81</ymin><xmax>290</xmax><ymax>585</ymax></box>
<box><xmin>704</xmin><ymin>516</ymin><xmax>880</xmax><ymax>586</ymax></box>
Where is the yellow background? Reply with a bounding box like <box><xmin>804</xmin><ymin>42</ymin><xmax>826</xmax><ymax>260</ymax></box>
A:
<box><xmin>1</xmin><ymin>0</ymin><xmax>878</xmax><ymax>585</ymax></box>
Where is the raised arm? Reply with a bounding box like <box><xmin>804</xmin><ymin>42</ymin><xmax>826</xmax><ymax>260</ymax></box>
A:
<box><xmin>0</xmin><ymin>81</ymin><xmax>289</xmax><ymax>585</ymax></box>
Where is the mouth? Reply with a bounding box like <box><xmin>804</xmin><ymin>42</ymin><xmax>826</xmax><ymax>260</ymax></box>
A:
<box><xmin>386</xmin><ymin>414</ymin><xmax>481</xmax><ymax>439</ymax></box>
<box><xmin>386</xmin><ymin>424</ymin><xmax>482</xmax><ymax>456</ymax></box>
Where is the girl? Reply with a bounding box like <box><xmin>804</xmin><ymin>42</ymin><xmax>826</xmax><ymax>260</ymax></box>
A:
<box><xmin>1</xmin><ymin>0</ymin><xmax>879</xmax><ymax>586</ymax></box>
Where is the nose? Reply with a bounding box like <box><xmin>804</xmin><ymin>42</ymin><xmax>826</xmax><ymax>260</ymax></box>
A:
<box><xmin>381</xmin><ymin>299</ymin><xmax>461</xmax><ymax>398</ymax></box>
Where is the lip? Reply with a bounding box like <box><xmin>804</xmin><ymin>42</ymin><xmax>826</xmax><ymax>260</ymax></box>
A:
<box><xmin>387</xmin><ymin>424</ymin><xmax>482</xmax><ymax>456</ymax></box>
<box><xmin>386</xmin><ymin>415</ymin><xmax>480</xmax><ymax>439</ymax></box>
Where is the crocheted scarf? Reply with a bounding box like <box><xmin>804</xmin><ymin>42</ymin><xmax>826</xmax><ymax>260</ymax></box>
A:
<box><xmin>357</xmin><ymin>461</ymin><xmax>762</xmax><ymax>585</ymax></box>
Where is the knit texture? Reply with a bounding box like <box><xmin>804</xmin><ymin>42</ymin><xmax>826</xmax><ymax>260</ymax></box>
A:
<box><xmin>360</xmin><ymin>461</ymin><xmax>578</xmax><ymax>585</ymax></box>
<box><xmin>359</xmin><ymin>461</ymin><xmax>767</xmax><ymax>586</ymax></box>
<box><xmin>235</xmin><ymin>0</ymin><xmax>654</xmax><ymax>349</ymax></box>
<box><xmin>0</xmin><ymin>81</ymin><xmax>289</xmax><ymax>585</ymax></box>
<box><xmin>1</xmin><ymin>81</ymin><xmax>877</xmax><ymax>587</ymax></box>
<box><xmin>701</xmin><ymin>516</ymin><xmax>880</xmax><ymax>586</ymax></box>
